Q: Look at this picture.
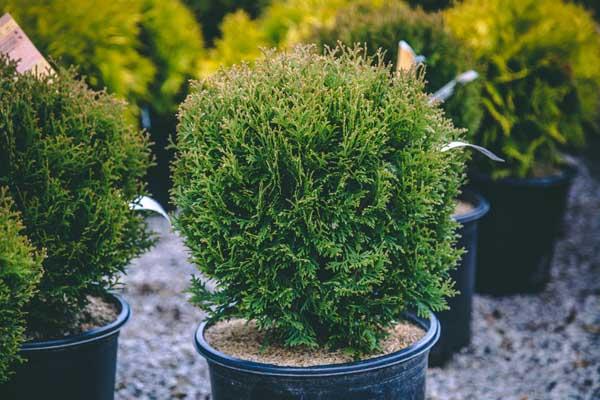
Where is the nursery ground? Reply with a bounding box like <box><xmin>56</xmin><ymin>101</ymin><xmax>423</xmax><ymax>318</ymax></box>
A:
<box><xmin>115</xmin><ymin>156</ymin><xmax>600</xmax><ymax>400</ymax></box>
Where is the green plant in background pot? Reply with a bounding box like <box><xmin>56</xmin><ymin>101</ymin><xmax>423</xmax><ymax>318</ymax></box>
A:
<box><xmin>445</xmin><ymin>0</ymin><xmax>600</xmax><ymax>294</ymax></box>
<box><xmin>173</xmin><ymin>45</ymin><xmax>466</xmax><ymax>399</ymax></box>
<box><xmin>0</xmin><ymin>188</ymin><xmax>44</xmax><ymax>385</ymax></box>
<box><xmin>0</xmin><ymin>58</ymin><xmax>153</xmax><ymax>400</ymax></box>
<box><xmin>198</xmin><ymin>0</ymin><xmax>355</xmax><ymax>76</ymax></box>
<box><xmin>314</xmin><ymin>0</ymin><xmax>483</xmax><ymax>137</ymax></box>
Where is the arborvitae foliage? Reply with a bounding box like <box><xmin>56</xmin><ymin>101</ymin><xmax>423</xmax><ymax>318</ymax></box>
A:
<box><xmin>173</xmin><ymin>45</ymin><xmax>465</xmax><ymax>354</ymax></box>
<box><xmin>0</xmin><ymin>188</ymin><xmax>44</xmax><ymax>383</ymax></box>
<box><xmin>446</xmin><ymin>0</ymin><xmax>600</xmax><ymax>178</ymax></box>
<box><xmin>0</xmin><ymin>58</ymin><xmax>154</xmax><ymax>334</ymax></box>
<box><xmin>314</xmin><ymin>1</ymin><xmax>482</xmax><ymax>136</ymax></box>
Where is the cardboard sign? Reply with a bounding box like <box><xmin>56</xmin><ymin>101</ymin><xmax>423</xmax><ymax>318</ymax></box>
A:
<box><xmin>0</xmin><ymin>13</ymin><xmax>52</xmax><ymax>76</ymax></box>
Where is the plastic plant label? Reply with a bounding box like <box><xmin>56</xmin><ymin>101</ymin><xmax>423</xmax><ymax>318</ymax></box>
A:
<box><xmin>430</xmin><ymin>70</ymin><xmax>479</xmax><ymax>103</ymax></box>
<box><xmin>396</xmin><ymin>40</ymin><xmax>425</xmax><ymax>74</ymax></box>
<box><xmin>0</xmin><ymin>13</ymin><xmax>53</xmax><ymax>76</ymax></box>
<box><xmin>130</xmin><ymin>196</ymin><xmax>171</xmax><ymax>223</ymax></box>
<box><xmin>441</xmin><ymin>141</ymin><xmax>504</xmax><ymax>162</ymax></box>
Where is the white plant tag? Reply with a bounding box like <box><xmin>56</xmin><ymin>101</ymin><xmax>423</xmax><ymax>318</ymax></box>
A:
<box><xmin>441</xmin><ymin>141</ymin><xmax>504</xmax><ymax>162</ymax></box>
<box><xmin>396</xmin><ymin>40</ymin><xmax>425</xmax><ymax>74</ymax></box>
<box><xmin>430</xmin><ymin>70</ymin><xmax>479</xmax><ymax>103</ymax></box>
<box><xmin>130</xmin><ymin>196</ymin><xmax>170</xmax><ymax>223</ymax></box>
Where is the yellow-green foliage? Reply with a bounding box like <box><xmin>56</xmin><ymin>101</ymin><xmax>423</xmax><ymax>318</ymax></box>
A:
<box><xmin>1</xmin><ymin>0</ymin><xmax>203</xmax><ymax>116</ymax></box>
<box><xmin>315</xmin><ymin>1</ymin><xmax>483</xmax><ymax>135</ymax></box>
<box><xmin>0</xmin><ymin>188</ymin><xmax>43</xmax><ymax>383</ymax></box>
<box><xmin>174</xmin><ymin>45</ymin><xmax>466</xmax><ymax>354</ymax></box>
<box><xmin>199</xmin><ymin>0</ymin><xmax>357</xmax><ymax>75</ymax></box>
<box><xmin>446</xmin><ymin>0</ymin><xmax>600</xmax><ymax>178</ymax></box>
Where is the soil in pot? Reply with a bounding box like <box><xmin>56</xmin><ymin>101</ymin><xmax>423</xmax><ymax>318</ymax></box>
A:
<box><xmin>429</xmin><ymin>192</ymin><xmax>489</xmax><ymax>366</ymax></box>
<box><xmin>205</xmin><ymin>318</ymin><xmax>425</xmax><ymax>367</ymax></box>
<box><xmin>195</xmin><ymin>313</ymin><xmax>439</xmax><ymax>400</ymax></box>
<box><xmin>0</xmin><ymin>293</ymin><xmax>130</xmax><ymax>400</ymax></box>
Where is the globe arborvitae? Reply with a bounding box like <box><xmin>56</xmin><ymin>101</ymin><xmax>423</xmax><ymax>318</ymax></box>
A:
<box><xmin>173</xmin><ymin>45</ymin><xmax>466</xmax><ymax>355</ymax></box>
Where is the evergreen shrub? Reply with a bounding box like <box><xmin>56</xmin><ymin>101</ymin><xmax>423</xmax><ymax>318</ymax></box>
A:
<box><xmin>0</xmin><ymin>188</ymin><xmax>43</xmax><ymax>383</ymax></box>
<box><xmin>0</xmin><ymin>58</ymin><xmax>154</xmax><ymax>334</ymax></box>
<box><xmin>446</xmin><ymin>0</ymin><xmax>600</xmax><ymax>178</ymax></box>
<box><xmin>314</xmin><ymin>0</ymin><xmax>482</xmax><ymax>135</ymax></box>
<box><xmin>173</xmin><ymin>45</ymin><xmax>466</xmax><ymax>354</ymax></box>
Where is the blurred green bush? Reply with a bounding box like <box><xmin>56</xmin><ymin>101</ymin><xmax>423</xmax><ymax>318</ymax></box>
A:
<box><xmin>1</xmin><ymin>0</ymin><xmax>204</xmax><ymax>118</ymax></box>
<box><xmin>199</xmin><ymin>0</ymin><xmax>356</xmax><ymax>75</ymax></box>
<box><xmin>446</xmin><ymin>0</ymin><xmax>600</xmax><ymax>178</ymax></box>
<box><xmin>0</xmin><ymin>188</ymin><xmax>43</xmax><ymax>383</ymax></box>
<box><xmin>314</xmin><ymin>1</ymin><xmax>482</xmax><ymax>135</ymax></box>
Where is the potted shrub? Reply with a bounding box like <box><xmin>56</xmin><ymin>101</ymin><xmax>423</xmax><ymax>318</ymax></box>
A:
<box><xmin>313</xmin><ymin>1</ymin><xmax>488</xmax><ymax>364</ymax></box>
<box><xmin>446</xmin><ymin>0</ymin><xmax>600</xmax><ymax>294</ymax></box>
<box><xmin>0</xmin><ymin>188</ymin><xmax>44</xmax><ymax>385</ymax></box>
<box><xmin>172</xmin><ymin>45</ymin><xmax>467</xmax><ymax>399</ymax></box>
<box><xmin>0</xmin><ymin>58</ymin><xmax>154</xmax><ymax>400</ymax></box>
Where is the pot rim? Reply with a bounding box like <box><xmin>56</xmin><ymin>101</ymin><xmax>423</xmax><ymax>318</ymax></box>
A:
<box><xmin>194</xmin><ymin>312</ymin><xmax>439</xmax><ymax>377</ymax></box>
<box><xmin>454</xmin><ymin>190</ymin><xmax>490</xmax><ymax>224</ymax></box>
<box><xmin>21</xmin><ymin>293</ymin><xmax>130</xmax><ymax>352</ymax></box>
<box><xmin>469</xmin><ymin>164</ymin><xmax>577</xmax><ymax>188</ymax></box>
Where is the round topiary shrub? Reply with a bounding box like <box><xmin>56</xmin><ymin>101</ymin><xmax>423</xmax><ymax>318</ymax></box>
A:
<box><xmin>314</xmin><ymin>1</ymin><xmax>483</xmax><ymax>136</ymax></box>
<box><xmin>0</xmin><ymin>57</ymin><xmax>154</xmax><ymax>335</ymax></box>
<box><xmin>173</xmin><ymin>45</ymin><xmax>466</xmax><ymax>354</ymax></box>
<box><xmin>445</xmin><ymin>0</ymin><xmax>600</xmax><ymax>178</ymax></box>
<box><xmin>0</xmin><ymin>188</ymin><xmax>44</xmax><ymax>383</ymax></box>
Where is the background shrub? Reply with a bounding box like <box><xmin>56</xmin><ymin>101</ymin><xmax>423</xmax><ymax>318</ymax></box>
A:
<box><xmin>446</xmin><ymin>0</ymin><xmax>600</xmax><ymax>178</ymax></box>
<box><xmin>0</xmin><ymin>188</ymin><xmax>43</xmax><ymax>383</ymax></box>
<box><xmin>314</xmin><ymin>1</ymin><xmax>483</xmax><ymax>135</ymax></box>
<box><xmin>198</xmin><ymin>0</ymin><xmax>354</xmax><ymax>76</ymax></box>
<box><xmin>0</xmin><ymin>58</ymin><xmax>154</xmax><ymax>334</ymax></box>
<box><xmin>173</xmin><ymin>45</ymin><xmax>466</xmax><ymax>354</ymax></box>
<box><xmin>183</xmin><ymin>0</ymin><xmax>271</xmax><ymax>45</ymax></box>
<box><xmin>1</xmin><ymin>0</ymin><xmax>204</xmax><ymax>125</ymax></box>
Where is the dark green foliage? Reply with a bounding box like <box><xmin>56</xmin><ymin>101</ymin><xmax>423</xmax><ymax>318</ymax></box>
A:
<box><xmin>0</xmin><ymin>188</ymin><xmax>43</xmax><ymax>383</ymax></box>
<box><xmin>173</xmin><ymin>45</ymin><xmax>466</xmax><ymax>354</ymax></box>
<box><xmin>446</xmin><ymin>0</ymin><xmax>600</xmax><ymax>178</ymax></box>
<box><xmin>314</xmin><ymin>1</ymin><xmax>482</xmax><ymax>136</ymax></box>
<box><xmin>0</xmin><ymin>58</ymin><xmax>154</xmax><ymax>334</ymax></box>
<box><xmin>407</xmin><ymin>0</ymin><xmax>453</xmax><ymax>11</ymax></box>
<box><xmin>184</xmin><ymin>0</ymin><xmax>271</xmax><ymax>45</ymax></box>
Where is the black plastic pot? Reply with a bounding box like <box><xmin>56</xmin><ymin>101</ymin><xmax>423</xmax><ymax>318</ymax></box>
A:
<box><xmin>469</xmin><ymin>167</ymin><xmax>576</xmax><ymax>294</ymax></box>
<box><xmin>429</xmin><ymin>191</ymin><xmax>489</xmax><ymax>366</ymax></box>
<box><xmin>195</xmin><ymin>313</ymin><xmax>439</xmax><ymax>400</ymax></box>
<box><xmin>0</xmin><ymin>294</ymin><xmax>130</xmax><ymax>400</ymax></box>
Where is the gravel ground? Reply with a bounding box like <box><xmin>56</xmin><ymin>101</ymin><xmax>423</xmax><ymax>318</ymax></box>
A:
<box><xmin>115</xmin><ymin>157</ymin><xmax>600</xmax><ymax>400</ymax></box>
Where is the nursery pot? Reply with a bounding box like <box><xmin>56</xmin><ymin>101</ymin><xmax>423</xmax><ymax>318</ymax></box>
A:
<box><xmin>194</xmin><ymin>312</ymin><xmax>439</xmax><ymax>400</ymax></box>
<box><xmin>469</xmin><ymin>167</ymin><xmax>576</xmax><ymax>294</ymax></box>
<box><xmin>0</xmin><ymin>293</ymin><xmax>130</xmax><ymax>400</ymax></box>
<box><xmin>429</xmin><ymin>191</ymin><xmax>489</xmax><ymax>366</ymax></box>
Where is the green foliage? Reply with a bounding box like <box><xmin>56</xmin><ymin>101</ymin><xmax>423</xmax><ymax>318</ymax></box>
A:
<box><xmin>446</xmin><ymin>0</ymin><xmax>600</xmax><ymax>178</ymax></box>
<box><xmin>140</xmin><ymin>0</ymin><xmax>205</xmax><ymax>115</ymax></box>
<box><xmin>1</xmin><ymin>0</ymin><xmax>204</xmax><ymax>117</ymax></box>
<box><xmin>0</xmin><ymin>58</ymin><xmax>154</xmax><ymax>334</ymax></box>
<box><xmin>183</xmin><ymin>0</ymin><xmax>271</xmax><ymax>45</ymax></box>
<box><xmin>199</xmin><ymin>0</ymin><xmax>355</xmax><ymax>75</ymax></box>
<box><xmin>407</xmin><ymin>0</ymin><xmax>452</xmax><ymax>11</ymax></box>
<box><xmin>0</xmin><ymin>188</ymin><xmax>43</xmax><ymax>383</ymax></box>
<box><xmin>314</xmin><ymin>1</ymin><xmax>483</xmax><ymax>135</ymax></box>
<box><xmin>173</xmin><ymin>45</ymin><xmax>465</xmax><ymax>354</ymax></box>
